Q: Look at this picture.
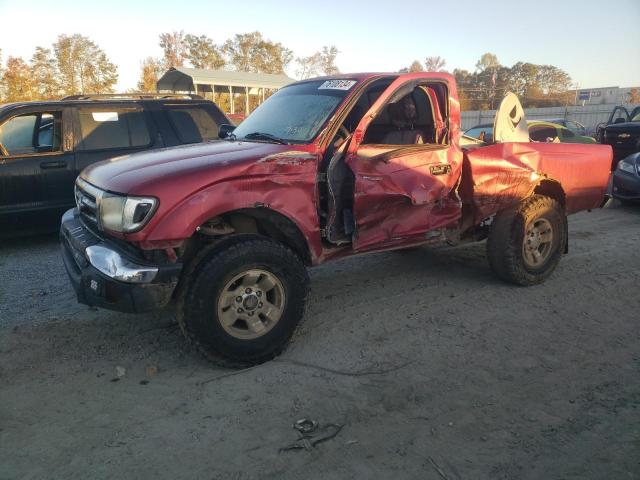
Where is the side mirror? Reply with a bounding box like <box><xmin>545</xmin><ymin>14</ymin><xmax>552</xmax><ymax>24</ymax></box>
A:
<box><xmin>614</xmin><ymin>117</ymin><xmax>627</xmax><ymax>124</ymax></box>
<box><xmin>218</xmin><ymin>124</ymin><xmax>236</xmax><ymax>139</ymax></box>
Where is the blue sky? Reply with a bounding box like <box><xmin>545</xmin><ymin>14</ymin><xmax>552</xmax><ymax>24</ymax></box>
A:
<box><xmin>1</xmin><ymin>0</ymin><xmax>638</xmax><ymax>91</ymax></box>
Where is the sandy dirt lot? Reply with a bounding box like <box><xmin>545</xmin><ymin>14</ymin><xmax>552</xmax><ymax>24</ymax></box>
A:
<box><xmin>1</xmin><ymin>203</ymin><xmax>639</xmax><ymax>480</ymax></box>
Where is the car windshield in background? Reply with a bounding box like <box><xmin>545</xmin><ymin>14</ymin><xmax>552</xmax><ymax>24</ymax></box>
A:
<box><xmin>232</xmin><ymin>79</ymin><xmax>357</xmax><ymax>144</ymax></box>
<box><xmin>632</xmin><ymin>112</ymin><xmax>640</xmax><ymax>122</ymax></box>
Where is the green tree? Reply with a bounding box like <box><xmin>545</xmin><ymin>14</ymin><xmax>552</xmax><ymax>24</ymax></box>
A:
<box><xmin>424</xmin><ymin>56</ymin><xmax>446</xmax><ymax>72</ymax></box>
<box><xmin>159</xmin><ymin>31</ymin><xmax>188</xmax><ymax>68</ymax></box>
<box><xmin>137</xmin><ymin>57</ymin><xmax>164</xmax><ymax>92</ymax></box>
<box><xmin>408</xmin><ymin>60</ymin><xmax>424</xmax><ymax>72</ymax></box>
<box><xmin>54</xmin><ymin>34</ymin><xmax>118</xmax><ymax>95</ymax></box>
<box><xmin>31</xmin><ymin>47</ymin><xmax>59</xmax><ymax>99</ymax></box>
<box><xmin>2</xmin><ymin>57</ymin><xmax>34</xmax><ymax>101</ymax></box>
<box><xmin>536</xmin><ymin>65</ymin><xmax>571</xmax><ymax>95</ymax></box>
<box><xmin>222</xmin><ymin>32</ymin><xmax>292</xmax><ymax>74</ymax></box>
<box><xmin>184</xmin><ymin>34</ymin><xmax>225</xmax><ymax>70</ymax></box>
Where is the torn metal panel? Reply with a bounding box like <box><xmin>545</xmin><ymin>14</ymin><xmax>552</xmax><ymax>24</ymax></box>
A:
<box><xmin>346</xmin><ymin>73</ymin><xmax>464</xmax><ymax>252</ymax></box>
<box><xmin>464</xmin><ymin>142</ymin><xmax>613</xmax><ymax>221</ymax></box>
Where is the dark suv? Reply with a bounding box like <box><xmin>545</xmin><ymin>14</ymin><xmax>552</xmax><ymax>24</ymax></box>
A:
<box><xmin>0</xmin><ymin>94</ymin><xmax>230</xmax><ymax>236</ymax></box>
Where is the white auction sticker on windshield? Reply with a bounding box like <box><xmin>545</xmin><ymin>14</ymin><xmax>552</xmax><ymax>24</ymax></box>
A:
<box><xmin>318</xmin><ymin>80</ymin><xmax>357</xmax><ymax>90</ymax></box>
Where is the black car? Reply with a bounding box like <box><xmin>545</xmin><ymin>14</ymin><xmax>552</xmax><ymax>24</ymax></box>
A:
<box><xmin>0</xmin><ymin>94</ymin><xmax>230</xmax><ymax>237</ymax></box>
<box><xmin>612</xmin><ymin>152</ymin><xmax>640</xmax><ymax>204</ymax></box>
<box><xmin>598</xmin><ymin>105</ymin><xmax>640</xmax><ymax>168</ymax></box>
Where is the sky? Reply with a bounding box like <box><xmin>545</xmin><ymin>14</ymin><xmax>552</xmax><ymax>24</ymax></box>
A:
<box><xmin>1</xmin><ymin>0</ymin><xmax>638</xmax><ymax>92</ymax></box>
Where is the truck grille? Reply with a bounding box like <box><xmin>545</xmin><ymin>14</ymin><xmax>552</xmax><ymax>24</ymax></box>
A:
<box><xmin>75</xmin><ymin>178</ymin><xmax>102</xmax><ymax>228</ymax></box>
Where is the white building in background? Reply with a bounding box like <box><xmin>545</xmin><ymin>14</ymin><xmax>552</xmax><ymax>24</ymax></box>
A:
<box><xmin>574</xmin><ymin>86</ymin><xmax>639</xmax><ymax>105</ymax></box>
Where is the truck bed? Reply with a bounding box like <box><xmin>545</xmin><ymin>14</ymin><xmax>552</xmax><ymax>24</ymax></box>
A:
<box><xmin>461</xmin><ymin>142</ymin><xmax>612</xmax><ymax>222</ymax></box>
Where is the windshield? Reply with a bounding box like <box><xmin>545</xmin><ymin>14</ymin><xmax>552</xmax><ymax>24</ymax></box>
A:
<box><xmin>632</xmin><ymin>107</ymin><xmax>640</xmax><ymax>122</ymax></box>
<box><xmin>232</xmin><ymin>79</ymin><xmax>356</xmax><ymax>144</ymax></box>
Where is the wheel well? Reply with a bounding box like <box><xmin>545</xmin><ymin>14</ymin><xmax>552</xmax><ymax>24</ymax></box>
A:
<box><xmin>195</xmin><ymin>208</ymin><xmax>312</xmax><ymax>266</ymax></box>
<box><xmin>534</xmin><ymin>179</ymin><xmax>566</xmax><ymax>208</ymax></box>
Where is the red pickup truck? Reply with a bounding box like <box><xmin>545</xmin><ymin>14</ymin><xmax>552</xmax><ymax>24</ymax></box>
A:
<box><xmin>60</xmin><ymin>72</ymin><xmax>612</xmax><ymax>365</ymax></box>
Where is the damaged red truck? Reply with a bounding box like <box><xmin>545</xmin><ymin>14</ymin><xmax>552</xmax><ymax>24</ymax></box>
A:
<box><xmin>60</xmin><ymin>73</ymin><xmax>612</xmax><ymax>364</ymax></box>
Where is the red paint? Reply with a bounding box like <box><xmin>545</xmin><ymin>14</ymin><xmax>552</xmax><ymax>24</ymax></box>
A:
<box><xmin>80</xmin><ymin>73</ymin><xmax>613</xmax><ymax>266</ymax></box>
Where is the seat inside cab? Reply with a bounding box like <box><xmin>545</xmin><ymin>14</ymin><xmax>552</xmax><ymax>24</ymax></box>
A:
<box><xmin>362</xmin><ymin>84</ymin><xmax>448</xmax><ymax>146</ymax></box>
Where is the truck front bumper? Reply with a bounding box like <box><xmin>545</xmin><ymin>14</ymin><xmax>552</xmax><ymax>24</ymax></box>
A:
<box><xmin>60</xmin><ymin>209</ymin><xmax>182</xmax><ymax>313</ymax></box>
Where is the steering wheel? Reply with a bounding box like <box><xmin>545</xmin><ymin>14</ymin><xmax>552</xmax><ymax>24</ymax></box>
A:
<box><xmin>0</xmin><ymin>142</ymin><xmax>8</xmax><ymax>156</ymax></box>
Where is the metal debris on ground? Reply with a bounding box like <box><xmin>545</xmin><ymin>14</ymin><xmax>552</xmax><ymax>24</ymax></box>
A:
<box><xmin>279</xmin><ymin>419</ymin><xmax>344</xmax><ymax>453</ymax></box>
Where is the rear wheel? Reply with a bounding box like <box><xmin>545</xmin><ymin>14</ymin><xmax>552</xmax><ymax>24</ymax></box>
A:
<box><xmin>177</xmin><ymin>235</ymin><xmax>309</xmax><ymax>366</ymax></box>
<box><xmin>487</xmin><ymin>195</ymin><xmax>566</xmax><ymax>286</ymax></box>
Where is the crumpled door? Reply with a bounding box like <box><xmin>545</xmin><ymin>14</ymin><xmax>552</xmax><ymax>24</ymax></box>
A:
<box><xmin>345</xmin><ymin>73</ymin><xmax>463</xmax><ymax>252</ymax></box>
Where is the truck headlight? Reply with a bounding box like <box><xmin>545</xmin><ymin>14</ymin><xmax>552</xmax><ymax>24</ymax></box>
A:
<box><xmin>100</xmin><ymin>194</ymin><xmax>158</xmax><ymax>233</ymax></box>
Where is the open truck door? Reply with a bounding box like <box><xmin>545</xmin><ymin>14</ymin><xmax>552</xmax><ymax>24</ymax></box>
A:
<box><xmin>343</xmin><ymin>73</ymin><xmax>463</xmax><ymax>252</ymax></box>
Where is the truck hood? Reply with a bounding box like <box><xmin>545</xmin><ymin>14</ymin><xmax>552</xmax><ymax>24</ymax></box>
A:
<box><xmin>80</xmin><ymin>140</ymin><xmax>299</xmax><ymax>195</ymax></box>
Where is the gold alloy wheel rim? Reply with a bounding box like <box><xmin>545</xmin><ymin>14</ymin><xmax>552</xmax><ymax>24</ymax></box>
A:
<box><xmin>216</xmin><ymin>269</ymin><xmax>285</xmax><ymax>340</ymax></box>
<box><xmin>522</xmin><ymin>217</ymin><xmax>554</xmax><ymax>269</ymax></box>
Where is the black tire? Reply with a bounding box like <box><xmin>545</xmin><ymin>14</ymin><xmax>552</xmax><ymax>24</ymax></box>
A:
<box><xmin>177</xmin><ymin>234</ymin><xmax>309</xmax><ymax>366</ymax></box>
<box><xmin>487</xmin><ymin>195</ymin><xmax>566</xmax><ymax>286</ymax></box>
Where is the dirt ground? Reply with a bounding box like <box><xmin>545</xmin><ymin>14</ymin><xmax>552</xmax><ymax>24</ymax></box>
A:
<box><xmin>1</xmin><ymin>202</ymin><xmax>639</xmax><ymax>480</ymax></box>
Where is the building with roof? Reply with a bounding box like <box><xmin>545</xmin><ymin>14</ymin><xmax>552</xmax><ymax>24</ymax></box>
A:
<box><xmin>156</xmin><ymin>67</ymin><xmax>295</xmax><ymax>114</ymax></box>
<box><xmin>572</xmin><ymin>86</ymin><xmax>640</xmax><ymax>106</ymax></box>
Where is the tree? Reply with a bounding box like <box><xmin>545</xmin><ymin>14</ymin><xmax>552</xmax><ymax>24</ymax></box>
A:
<box><xmin>296</xmin><ymin>51</ymin><xmax>323</xmax><ymax>79</ymax></box>
<box><xmin>424</xmin><ymin>56</ymin><xmax>446</xmax><ymax>72</ymax></box>
<box><xmin>184</xmin><ymin>34</ymin><xmax>225</xmax><ymax>70</ymax></box>
<box><xmin>475</xmin><ymin>52</ymin><xmax>500</xmax><ymax>72</ymax></box>
<box><xmin>0</xmin><ymin>49</ymin><xmax>4</xmax><ymax>101</ymax></box>
<box><xmin>138</xmin><ymin>57</ymin><xmax>164</xmax><ymax>92</ymax></box>
<box><xmin>399</xmin><ymin>60</ymin><xmax>423</xmax><ymax>73</ymax></box>
<box><xmin>536</xmin><ymin>65</ymin><xmax>571</xmax><ymax>94</ymax></box>
<box><xmin>319</xmin><ymin>46</ymin><xmax>339</xmax><ymax>75</ymax></box>
<box><xmin>453</xmin><ymin>68</ymin><xmax>474</xmax><ymax>110</ymax></box>
<box><xmin>222</xmin><ymin>32</ymin><xmax>292</xmax><ymax>74</ymax></box>
<box><xmin>31</xmin><ymin>47</ymin><xmax>59</xmax><ymax>99</ymax></box>
<box><xmin>54</xmin><ymin>34</ymin><xmax>118</xmax><ymax>95</ymax></box>
<box><xmin>295</xmin><ymin>45</ymin><xmax>340</xmax><ymax>79</ymax></box>
<box><xmin>159</xmin><ymin>31</ymin><xmax>188</xmax><ymax>69</ymax></box>
<box><xmin>2</xmin><ymin>57</ymin><xmax>34</xmax><ymax>102</ymax></box>
<box><xmin>628</xmin><ymin>88</ymin><xmax>640</xmax><ymax>104</ymax></box>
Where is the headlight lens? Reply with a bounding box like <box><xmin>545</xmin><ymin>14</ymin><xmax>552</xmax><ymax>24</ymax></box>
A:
<box><xmin>100</xmin><ymin>194</ymin><xmax>157</xmax><ymax>233</ymax></box>
<box><xmin>618</xmin><ymin>159</ymin><xmax>637</xmax><ymax>175</ymax></box>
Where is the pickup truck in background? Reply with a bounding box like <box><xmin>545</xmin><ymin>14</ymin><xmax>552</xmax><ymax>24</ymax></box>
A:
<box><xmin>597</xmin><ymin>105</ymin><xmax>640</xmax><ymax>168</ymax></box>
<box><xmin>60</xmin><ymin>73</ymin><xmax>612</xmax><ymax>365</ymax></box>
<box><xmin>0</xmin><ymin>94</ymin><xmax>229</xmax><ymax>236</ymax></box>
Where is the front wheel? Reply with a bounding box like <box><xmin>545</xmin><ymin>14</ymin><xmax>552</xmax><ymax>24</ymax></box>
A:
<box><xmin>177</xmin><ymin>235</ymin><xmax>310</xmax><ymax>365</ymax></box>
<box><xmin>487</xmin><ymin>195</ymin><xmax>567</xmax><ymax>286</ymax></box>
